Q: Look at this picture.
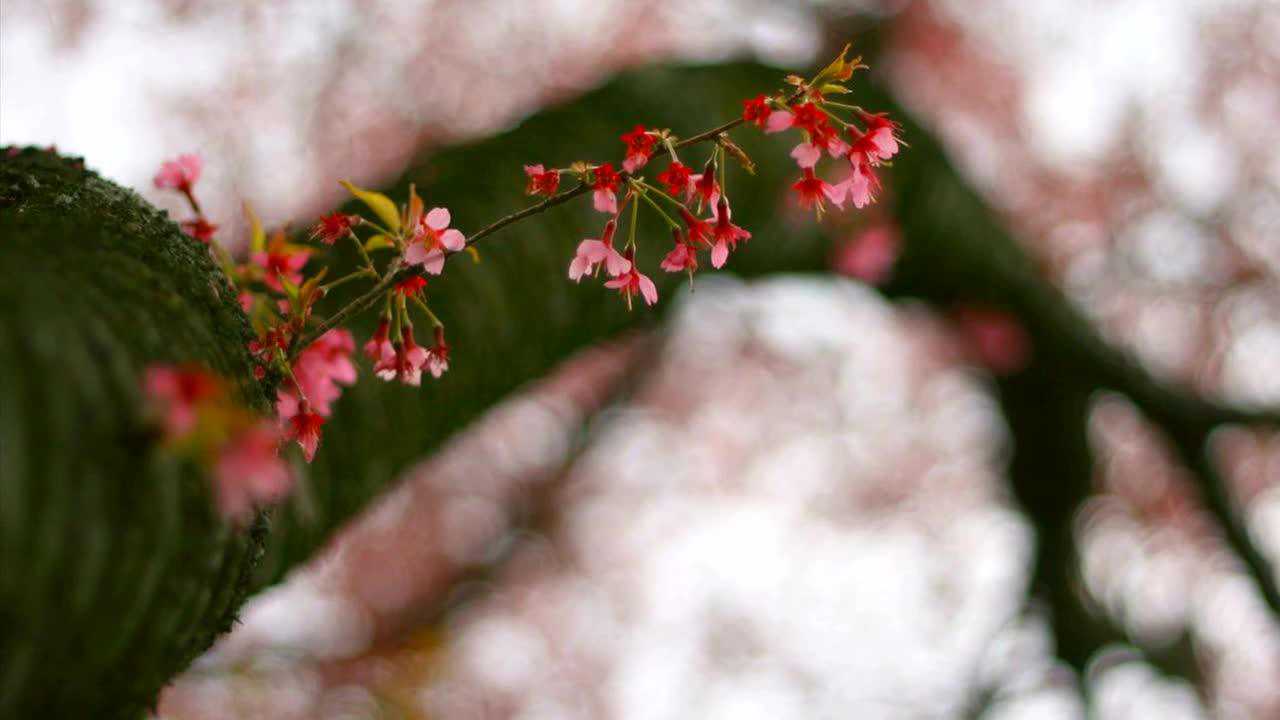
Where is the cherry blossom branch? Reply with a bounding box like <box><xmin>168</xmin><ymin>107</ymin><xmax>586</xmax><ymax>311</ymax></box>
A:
<box><xmin>291</xmin><ymin>95</ymin><xmax>792</xmax><ymax>355</ymax></box>
<box><xmin>161</xmin><ymin>45</ymin><xmax>895</xmax><ymax>466</ymax></box>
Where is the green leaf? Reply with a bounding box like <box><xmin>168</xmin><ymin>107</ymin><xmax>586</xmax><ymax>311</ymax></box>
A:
<box><xmin>339</xmin><ymin>180</ymin><xmax>401</xmax><ymax>233</ymax></box>
<box><xmin>279</xmin><ymin>274</ymin><xmax>300</xmax><ymax>301</ymax></box>
<box><xmin>364</xmin><ymin>234</ymin><xmax>394</xmax><ymax>251</ymax></box>
<box><xmin>244</xmin><ymin>201</ymin><xmax>266</xmax><ymax>253</ymax></box>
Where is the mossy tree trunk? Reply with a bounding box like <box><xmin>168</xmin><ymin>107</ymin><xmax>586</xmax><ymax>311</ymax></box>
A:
<box><xmin>0</xmin><ymin>149</ymin><xmax>272</xmax><ymax>718</ymax></box>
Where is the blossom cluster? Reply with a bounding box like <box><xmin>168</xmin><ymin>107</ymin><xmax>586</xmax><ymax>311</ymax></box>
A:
<box><xmin>154</xmin><ymin>166</ymin><xmax>459</xmax><ymax>466</ymax></box>
<box><xmin>534</xmin><ymin>44</ymin><xmax>901</xmax><ymax>306</ymax></box>
<box><xmin>146</xmin><ymin>43</ymin><xmax>902</xmax><ymax>523</ymax></box>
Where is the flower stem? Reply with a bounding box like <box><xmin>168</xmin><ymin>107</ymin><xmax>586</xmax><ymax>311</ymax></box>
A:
<box><xmin>348</xmin><ymin>230</ymin><xmax>377</xmax><ymax>272</ymax></box>
<box><xmin>409</xmin><ymin>295</ymin><xmax>443</xmax><ymax>328</ymax></box>
<box><xmin>632</xmin><ymin>185</ymin><xmax>680</xmax><ymax>230</ymax></box>
<box><xmin>626</xmin><ymin>191</ymin><xmax>640</xmax><ymax>251</ymax></box>
<box><xmin>320</xmin><ymin>269</ymin><xmax>376</xmax><ymax>293</ymax></box>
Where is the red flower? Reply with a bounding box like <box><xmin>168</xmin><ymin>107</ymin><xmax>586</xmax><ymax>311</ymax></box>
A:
<box><xmin>660</xmin><ymin>229</ymin><xmax>699</xmax><ymax>275</ymax></box>
<box><xmin>523</xmin><ymin>164</ymin><xmax>561</xmax><ymax>196</ymax></box>
<box><xmin>792</xmin><ymin>167</ymin><xmax>845</xmax><ymax>213</ymax></box>
<box><xmin>395</xmin><ymin>276</ymin><xmax>428</xmax><ymax>296</ymax></box>
<box><xmin>620</xmin><ymin>125</ymin><xmax>657</xmax><ymax>173</ymax></box>
<box><xmin>249</xmin><ymin>325</ymin><xmax>291</xmax><ymax>358</ymax></box>
<box><xmin>592</xmin><ymin>163</ymin><xmax>621</xmax><ymax>214</ymax></box>
<box><xmin>286</xmin><ymin>401</ymin><xmax>325</xmax><ymax>462</ymax></box>
<box><xmin>656</xmin><ymin>161</ymin><xmax>693</xmax><ymax>198</ymax></box>
<box><xmin>604</xmin><ymin>249</ymin><xmax>658</xmax><ymax>309</ymax></box>
<box><xmin>690</xmin><ymin>159</ymin><xmax>719</xmax><ymax>207</ymax></box>
<box><xmin>311</xmin><ymin>212</ymin><xmax>361</xmax><ymax>245</ymax></box>
<box><xmin>833</xmin><ymin>225</ymin><xmax>900</xmax><ymax>285</ymax></box>
<box><xmin>742</xmin><ymin>94</ymin><xmax>770</xmax><ymax>129</ymax></box>
<box><xmin>153</xmin><ymin>154</ymin><xmax>202</xmax><ymax>192</ymax></box>
<box><xmin>252</xmin><ymin>237</ymin><xmax>310</xmax><ymax>292</ymax></box>
<box><xmin>181</xmin><ymin>217</ymin><xmax>219</xmax><ymax>244</ymax></box>
<box><xmin>709</xmin><ymin>198</ymin><xmax>751</xmax><ymax>268</ymax></box>
<box><xmin>767</xmin><ymin>102</ymin><xmax>836</xmax><ymax>148</ymax></box>
<box><xmin>678</xmin><ymin>207</ymin><xmax>714</xmax><ymax>248</ymax></box>
<box><xmin>791</xmin><ymin>103</ymin><xmax>830</xmax><ymax>136</ymax></box>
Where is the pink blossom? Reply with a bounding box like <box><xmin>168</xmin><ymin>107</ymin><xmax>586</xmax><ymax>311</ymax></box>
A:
<box><xmin>425</xmin><ymin>326</ymin><xmax>450</xmax><ymax>379</ymax></box>
<box><xmin>660</xmin><ymin>230</ymin><xmax>699</xmax><ymax>275</ymax></box>
<box><xmin>825</xmin><ymin>134</ymin><xmax>851</xmax><ymax>158</ymax></box>
<box><xmin>859</xmin><ymin>112</ymin><xmax>902</xmax><ymax>161</ymax></box>
<box><xmin>593</xmin><ymin>188</ymin><xmax>617</xmax><ymax>214</ymax></box>
<box><xmin>604</xmin><ymin>249</ymin><xmax>658</xmax><ymax>309</ymax></box>
<box><xmin>790</xmin><ymin>142</ymin><xmax>822</xmax><ymax>169</ymax></box>
<box><xmin>835</xmin><ymin>157</ymin><xmax>880</xmax><ymax>209</ymax></box>
<box><xmin>144</xmin><ymin>364</ymin><xmax>218</xmax><ymax>437</ymax></box>
<box><xmin>153</xmin><ymin>154</ymin><xmax>202</xmax><ymax>191</ymax></box>
<box><xmin>375</xmin><ymin>324</ymin><xmax>428</xmax><ymax>386</ymax></box>
<box><xmin>212</xmin><ymin>423</ymin><xmax>292</xmax><ymax>523</ymax></box>
<box><xmin>568</xmin><ymin>220</ymin><xmax>630</xmax><ymax>281</ymax></box>
<box><xmin>299</xmin><ymin>329</ymin><xmax>357</xmax><ymax>409</ymax></box>
<box><xmin>363</xmin><ymin>318</ymin><xmax>394</xmax><ymax>363</ymax></box>
<box><xmin>592</xmin><ymin>163</ymin><xmax>621</xmax><ymax>214</ymax></box>
<box><xmin>710</xmin><ymin>198</ymin><xmax>751</xmax><ymax>269</ymax></box>
<box><xmin>277</xmin><ymin>329</ymin><xmax>357</xmax><ymax>421</ymax></box>
<box><xmin>251</xmin><ymin>239</ymin><xmax>310</xmax><ymax>292</ymax></box>
<box><xmin>954</xmin><ymin>307</ymin><xmax>1032</xmax><ymax>376</ymax></box>
<box><xmin>765</xmin><ymin>110</ymin><xmax>795</xmax><ymax>134</ymax></box>
<box><xmin>833</xmin><ymin>225</ymin><xmax>901</xmax><ymax>285</ymax></box>
<box><xmin>404</xmin><ymin>207</ymin><xmax>465</xmax><ymax>275</ymax></box>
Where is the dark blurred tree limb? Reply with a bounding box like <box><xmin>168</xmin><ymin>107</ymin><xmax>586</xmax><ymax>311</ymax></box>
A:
<box><xmin>840</xmin><ymin>5</ymin><xmax>1278</xmax><ymax>680</ymax></box>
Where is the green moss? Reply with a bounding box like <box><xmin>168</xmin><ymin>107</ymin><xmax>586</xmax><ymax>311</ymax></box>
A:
<box><xmin>0</xmin><ymin>147</ymin><xmax>271</xmax><ymax>718</ymax></box>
